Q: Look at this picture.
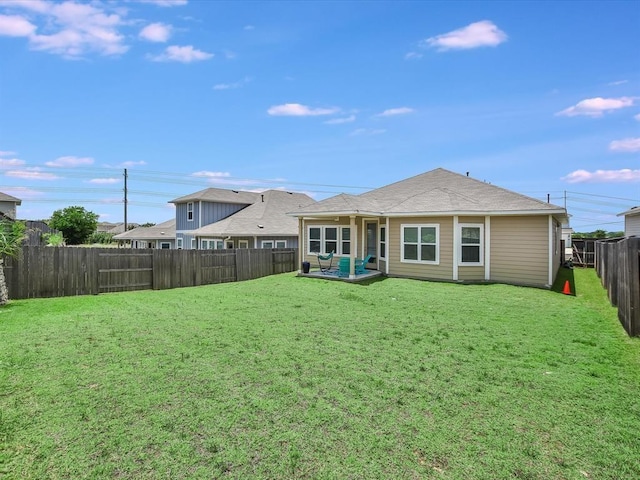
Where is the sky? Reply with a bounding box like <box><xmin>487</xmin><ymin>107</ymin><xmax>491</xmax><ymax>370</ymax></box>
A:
<box><xmin>0</xmin><ymin>0</ymin><xmax>638</xmax><ymax>232</ymax></box>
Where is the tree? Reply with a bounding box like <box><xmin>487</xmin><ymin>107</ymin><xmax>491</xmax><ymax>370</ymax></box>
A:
<box><xmin>0</xmin><ymin>220</ymin><xmax>26</xmax><ymax>305</ymax></box>
<box><xmin>49</xmin><ymin>206</ymin><xmax>99</xmax><ymax>245</ymax></box>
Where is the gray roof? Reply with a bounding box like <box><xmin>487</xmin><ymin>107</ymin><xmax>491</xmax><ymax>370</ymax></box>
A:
<box><xmin>170</xmin><ymin>187</ymin><xmax>259</xmax><ymax>205</ymax></box>
<box><xmin>114</xmin><ymin>219</ymin><xmax>176</xmax><ymax>240</ymax></box>
<box><xmin>0</xmin><ymin>192</ymin><xmax>22</xmax><ymax>205</ymax></box>
<box><xmin>290</xmin><ymin>168</ymin><xmax>566</xmax><ymax>217</ymax></box>
<box><xmin>191</xmin><ymin>190</ymin><xmax>315</xmax><ymax>237</ymax></box>
<box><xmin>618</xmin><ymin>206</ymin><xmax>640</xmax><ymax>217</ymax></box>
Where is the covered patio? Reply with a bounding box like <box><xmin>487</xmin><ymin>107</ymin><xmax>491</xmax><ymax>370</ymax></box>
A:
<box><xmin>297</xmin><ymin>268</ymin><xmax>383</xmax><ymax>282</ymax></box>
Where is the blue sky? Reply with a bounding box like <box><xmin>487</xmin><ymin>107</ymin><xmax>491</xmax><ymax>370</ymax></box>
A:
<box><xmin>0</xmin><ymin>0</ymin><xmax>638</xmax><ymax>232</ymax></box>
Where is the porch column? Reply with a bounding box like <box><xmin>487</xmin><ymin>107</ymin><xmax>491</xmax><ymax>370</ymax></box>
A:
<box><xmin>298</xmin><ymin>217</ymin><xmax>304</xmax><ymax>273</ymax></box>
<box><xmin>350</xmin><ymin>215</ymin><xmax>356</xmax><ymax>279</ymax></box>
<box><xmin>485</xmin><ymin>216</ymin><xmax>491</xmax><ymax>281</ymax></box>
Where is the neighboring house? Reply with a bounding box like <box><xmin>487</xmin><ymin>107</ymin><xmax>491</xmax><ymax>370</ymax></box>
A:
<box><xmin>113</xmin><ymin>219</ymin><xmax>176</xmax><ymax>249</ymax></box>
<box><xmin>0</xmin><ymin>192</ymin><xmax>21</xmax><ymax>219</ymax></box>
<box><xmin>289</xmin><ymin>168</ymin><xmax>568</xmax><ymax>289</ymax></box>
<box><xmin>97</xmin><ymin>222</ymin><xmax>139</xmax><ymax>235</ymax></box>
<box><xmin>618</xmin><ymin>206</ymin><xmax>640</xmax><ymax>237</ymax></box>
<box><xmin>170</xmin><ymin>188</ymin><xmax>315</xmax><ymax>250</ymax></box>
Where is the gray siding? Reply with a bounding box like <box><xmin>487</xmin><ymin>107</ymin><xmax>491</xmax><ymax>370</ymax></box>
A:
<box><xmin>0</xmin><ymin>201</ymin><xmax>17</xmax><ymax>219</ymax></box>
<box><xmin>175</xmin><ymin>201</ymin><xmax>249</xmax><ymax>231</ymax></box>
<box><xmin>625</xmin><ymin>216</ymin><xmax>640</xmax><ymax>236</ymax></box>
<box><xmin>201</xmin><ymin>202</ymin><xmax>247</xmax><ymax>226</ymax></box>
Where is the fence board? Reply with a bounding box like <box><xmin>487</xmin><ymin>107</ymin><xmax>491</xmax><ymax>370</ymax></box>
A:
<box><xmin>596</xmin><ymin>237</ymin><xmax>640</xmax><ymax>337</ymax></box>
<box><xmin>2</xmin><ymin>246</ymin><xmax>298</xmax><ymax>300</ymax></box>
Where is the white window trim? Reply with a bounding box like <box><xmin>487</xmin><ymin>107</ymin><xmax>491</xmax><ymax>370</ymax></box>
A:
<box><xmin>307</xmin><ymin>225</ymin><xmax>351</xmax><ymax>255</ymax></box>
<box><xmin>458</xmin><ymin>223</ymin><xmax>484</xmax><ymax>266</ymax></box>
<box><xmin>202</xmin><ymin>238</ymin><xmax>223</xmax><ymax>250</ymax></box>
<box><xmin>176</xmin><ymin>237</ymin><xmax>183</xmax><ymax>250</ymax></box>
<box><xmin>379</xmin><ymin>225</ymin><xmax>386</xmax><ymax>260</ymax></box>
<box><xmin>187</xmin><ymin>202</ymin><xmax>194</xmax><ymax>221</ymax></box>
<box><xmin>191</xmin><ymin>238</ymin><xmax>196</xmax><ymax>249</ymax></box>
<box><xmin>261</xmin><ymin>240</ymin><xmax>274</xmax><ymax>248</ymax></box>
<box><xmin>160</xmin><ymin>242</ymin><xmax>171</xmax><ymax>249</ymax></box>
<box><xmin>275</xmin><ymin>240</ymin><xmax>287</xmax><ymax>248</ymax></box>
<box><xmin>401</xmin><ymin>224</ymin><xmax>439</xmax><ymax>265</ymax></box>
<box><xmin>239</xmin><ymin>240</ymin><xmax>249</xmax><ymax>249</ymax></box>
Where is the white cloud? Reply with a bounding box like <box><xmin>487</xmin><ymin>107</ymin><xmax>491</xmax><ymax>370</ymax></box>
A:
<box><xmin>45</xmin><ymin>156</ymin><xmax>94</xmax><ymax>167</ymax></box>
<box><xmin>100</xmin><ymin>197</ymin><xmax>123</xmax><ymax>204</ymax></box>
<box><xmin>376</xmin><ymin>107</ymin><xmax>415</xmax><ymax>117</ymax></box>
<box><xmin>350</xmin><ymin>128</ymin><xmax>386</xmax><ymax>137</ymax></box>
<box><xmin>634</xmin><ymin>113</ymin><xmax>640</xmax><ymax>121</ymax></box>
<box><xmin>26</xmin><ymin>2</ymin><xmax>129</xmax><ymax>58</ymax></box>
<box><xmin>139</xmin><ymin>22</ymin><xmax>171</xmax><ymax>42</ymax></box>
<box><xmin>324</xmin><ymin>115</ymin><xmax>356</xmax><ymax>125</ymax></box>
<box><xmin>148</xmin><ymin>45</ymin><xmax>213</xmax><ymax>62</ymax></box>
<box><xmin>213</xmin><ymin>76</ymin><xmax>251</xmax><ymax>90</ymax></box>
<box><xmin>404</xmin><ymin>51</ymin><xmax>423</xmax><ymax>60</ymax></box>
<box><xmin>88</xmin><ymin>178</ymin><xmax>120</xmax><ymax>184</ymax></box>
<box><xmin>609</xmin><ymin>137</ymin><xmax>640</xmax><ymax>153</ymax></box>
<box><xmin>267</xmin><ymin>103</ymin><xmax>339</xmax><ymax>117</ymax></box>
<box><xmin>423</xmin><ymin>20</ymin><xmax>507</xmax><ymax>51</ymax></box>
<box><xmin>120</xmin><ymin>160</ymin><xmax>147</xmax><ymax>167</ymax></box>
<box><xmin>0</xmin><ymin>186</ymin><xmax>44</xmax><ymax>199</ymax></box>
<box><xmin>5</xmin><ymin>167</ymin><xmax>60</xmax><ymax>180</ymax></box>
<box><xmin>0</xmin><ymin>14</ymin><xmax>36</xmax><ymax>37</ymax></box>
<box><xmin>244</xmin><ymin>25</ymin><xmax>255</xmax><ymax>31</ymax></box>
<box><xmin>608</xmin><ymin>80</ymin><xmax>628</xmax><ymax>86</ymax></box>
<box><xmin>192</xmin><ymin>171</ymin><xmax>231</xmax><ymax>178</ymax></box>
<box><xmin>136</xmin><ymin>0</ymin><xmax>188</xmax><ymax>6</ymax></box>
<box><xmin>0</xmin><ymin>158</ymin><xmax>26</xmax><ymax>168</ymax></box>
<box><xmin>556</xmin><ymin>97</ymin><xmax>636</xmax><ymax>117</ymax></box>
<box><xmin>562</xmin><ymin>169</ymin><xmax>640</xmax><ymax>183</ymax></box>
<box><xmin>0</xmin><ymin>150</ymin><xmax>16</xmax><ymax>156</ymax></box>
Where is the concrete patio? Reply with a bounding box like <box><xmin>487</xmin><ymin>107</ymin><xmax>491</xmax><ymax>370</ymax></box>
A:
<box><xmin>297</xmin><ymin>268</ymin><xmax>383</xmax><ymax>283</ymax></box>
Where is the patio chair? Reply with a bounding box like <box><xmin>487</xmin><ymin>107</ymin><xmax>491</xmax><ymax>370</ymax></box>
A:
<box><xmin>355</xmin><ymin>254</ymin><xmax>372</xmax><ymax>275</ymax></box>
<box><xmin>315</xmin><ymin>251</ymin><xmax>334</xmax><ymax>273</ymax></box>
<box><xmin>338</xmin><ymin>257</ymin><xmax>350</xmax><ymax>277</ymax></box>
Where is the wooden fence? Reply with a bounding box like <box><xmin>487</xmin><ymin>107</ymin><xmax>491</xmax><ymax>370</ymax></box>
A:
<box><xmin>595</xmin><ymin>237</ymin><xmax>640</xmax><ymax>337</ymax></box>
<box><xmin>1</xmin><ymin>246</ymin><xmax>298</xmax><ymax>300</ymax></box>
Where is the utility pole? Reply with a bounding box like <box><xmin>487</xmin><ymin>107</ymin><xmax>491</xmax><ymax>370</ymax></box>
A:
<box><xmin>124</xmin><ymin>168</ymin><xmax>128</xmax><ymax>231</ymax></box>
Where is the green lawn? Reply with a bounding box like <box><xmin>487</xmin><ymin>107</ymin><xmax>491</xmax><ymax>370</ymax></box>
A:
<box><xmin>1</xmin><ymin>269</ymin><xmax>639</xmax><ymax>479</ymax></box>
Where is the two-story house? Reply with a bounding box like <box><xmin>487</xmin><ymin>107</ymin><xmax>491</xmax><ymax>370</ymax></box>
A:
<box><xmin>170</xmin><ymin>188</ymin><xmax>315</xmax><ymax>250</ymax></box>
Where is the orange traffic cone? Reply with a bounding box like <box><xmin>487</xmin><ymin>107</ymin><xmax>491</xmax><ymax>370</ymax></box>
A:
<box><xmin>562</xmin><ymin>280</ymin><xmax>572</xmax><ymax>295</ymax></box>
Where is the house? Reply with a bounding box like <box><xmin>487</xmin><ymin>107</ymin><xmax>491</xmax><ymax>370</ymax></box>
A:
<box><xmin>97</xmin><ymin>222</ymin><xmax>139</xmax><ymax>235</ymax></box>
<box><xmin>289</xmin><ymin>168</ymin><xmax>568</xmax><ymax>289</ymax></box>
<box><xmin>168</xmin><ymin>187</ymin><xmax>315</xmax><ymax>250</ymax></box>
<box><xmin>0</xmin><ymin>192</ymin><xmax>21</xmax><ymax>219</ymax></box>
<box><xmin>618</xmin><ymin>207</ymin><xmax>640</xmax><ymax>237</ymax></box>
<box><xmin>114</xmin><ymin>219</ymin><xmax>176</xmax><ymax>249</ymax></box>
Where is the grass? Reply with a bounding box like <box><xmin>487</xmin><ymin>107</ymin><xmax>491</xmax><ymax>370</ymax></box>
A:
<box><xmin>1</xmin><ymin>269</ymin><xmax>639</xmax><ymax>479</ymax></box>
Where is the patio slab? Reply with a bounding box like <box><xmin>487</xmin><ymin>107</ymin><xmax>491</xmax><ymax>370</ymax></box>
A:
<box><xmin>297</xmin><ymin>269</ymin><xmax>383</xmax><ymax>282</ymax></box>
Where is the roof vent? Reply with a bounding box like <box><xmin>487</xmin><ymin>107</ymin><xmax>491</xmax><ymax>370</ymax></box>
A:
<box><xmin>257</xmin><ymin>224</ymin><xmax>264</xmax><ymax>229</ymax></box>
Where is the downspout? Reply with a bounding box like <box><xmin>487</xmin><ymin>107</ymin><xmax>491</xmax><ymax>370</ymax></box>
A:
<box><xmin>548</xmin><ymin>215</ymin><xmax>553</xmax><ymax>287</ymax></box>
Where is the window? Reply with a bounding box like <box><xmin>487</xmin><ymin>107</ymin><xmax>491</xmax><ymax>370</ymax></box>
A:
<box><xmin>202</xmin><ymin>239</ymin><xmax>223</xmax><ymax>249</ymax></box>
<box><xmin>239</xmin><ymin>240</ymin><xmax>249</xmax><ymax>249</ymax></box>
<box><xmin>307</xmin><ymin>226</ymin><xmax>350</xmax><ymax>255</ymax></box>
<box><xmin>459</xmin><ymin>224</ymin><xmax>483</xmax><ymax>265</ymax></box>
<box><xmin>341</xmin><ymin>228</ymin><xmax>350</xmax><ymax>255</ymax></box>
<box><xmin>276</xmin><ymin>240</ymin><xmax>287</xmax><ymax>248</ymax></box>
<box><xmin>191</xmin><ymin>238</ymin><xmax>196</xmax><ymax>250</ymax></box>
<box><xmin>262</xmin><ymin>240</ymin><xmax>274</xmax><ymax>248</ymax></box>
<box><xmin>160</xmin><ymin>242</ymin><xmax>171</xmax><ymax>249</ymax></box>
<box><xmin>187</xmin><ymin>202</ymin><xmax>194</xmax><ymax>221</ymax></box>
<box><xmin>401</xmin><ymin>224</ymin><xmax>439</xmax><ymax>264</ymax></box>
<box><xmin>379</xmin><ymin>226</ymin><xmax>386</xmax><ymax>259</ymax></box>
<box><xmin>177</xmin><ymin>238</ymin><xmax>183</xmax><ymax>250</ymax></box>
